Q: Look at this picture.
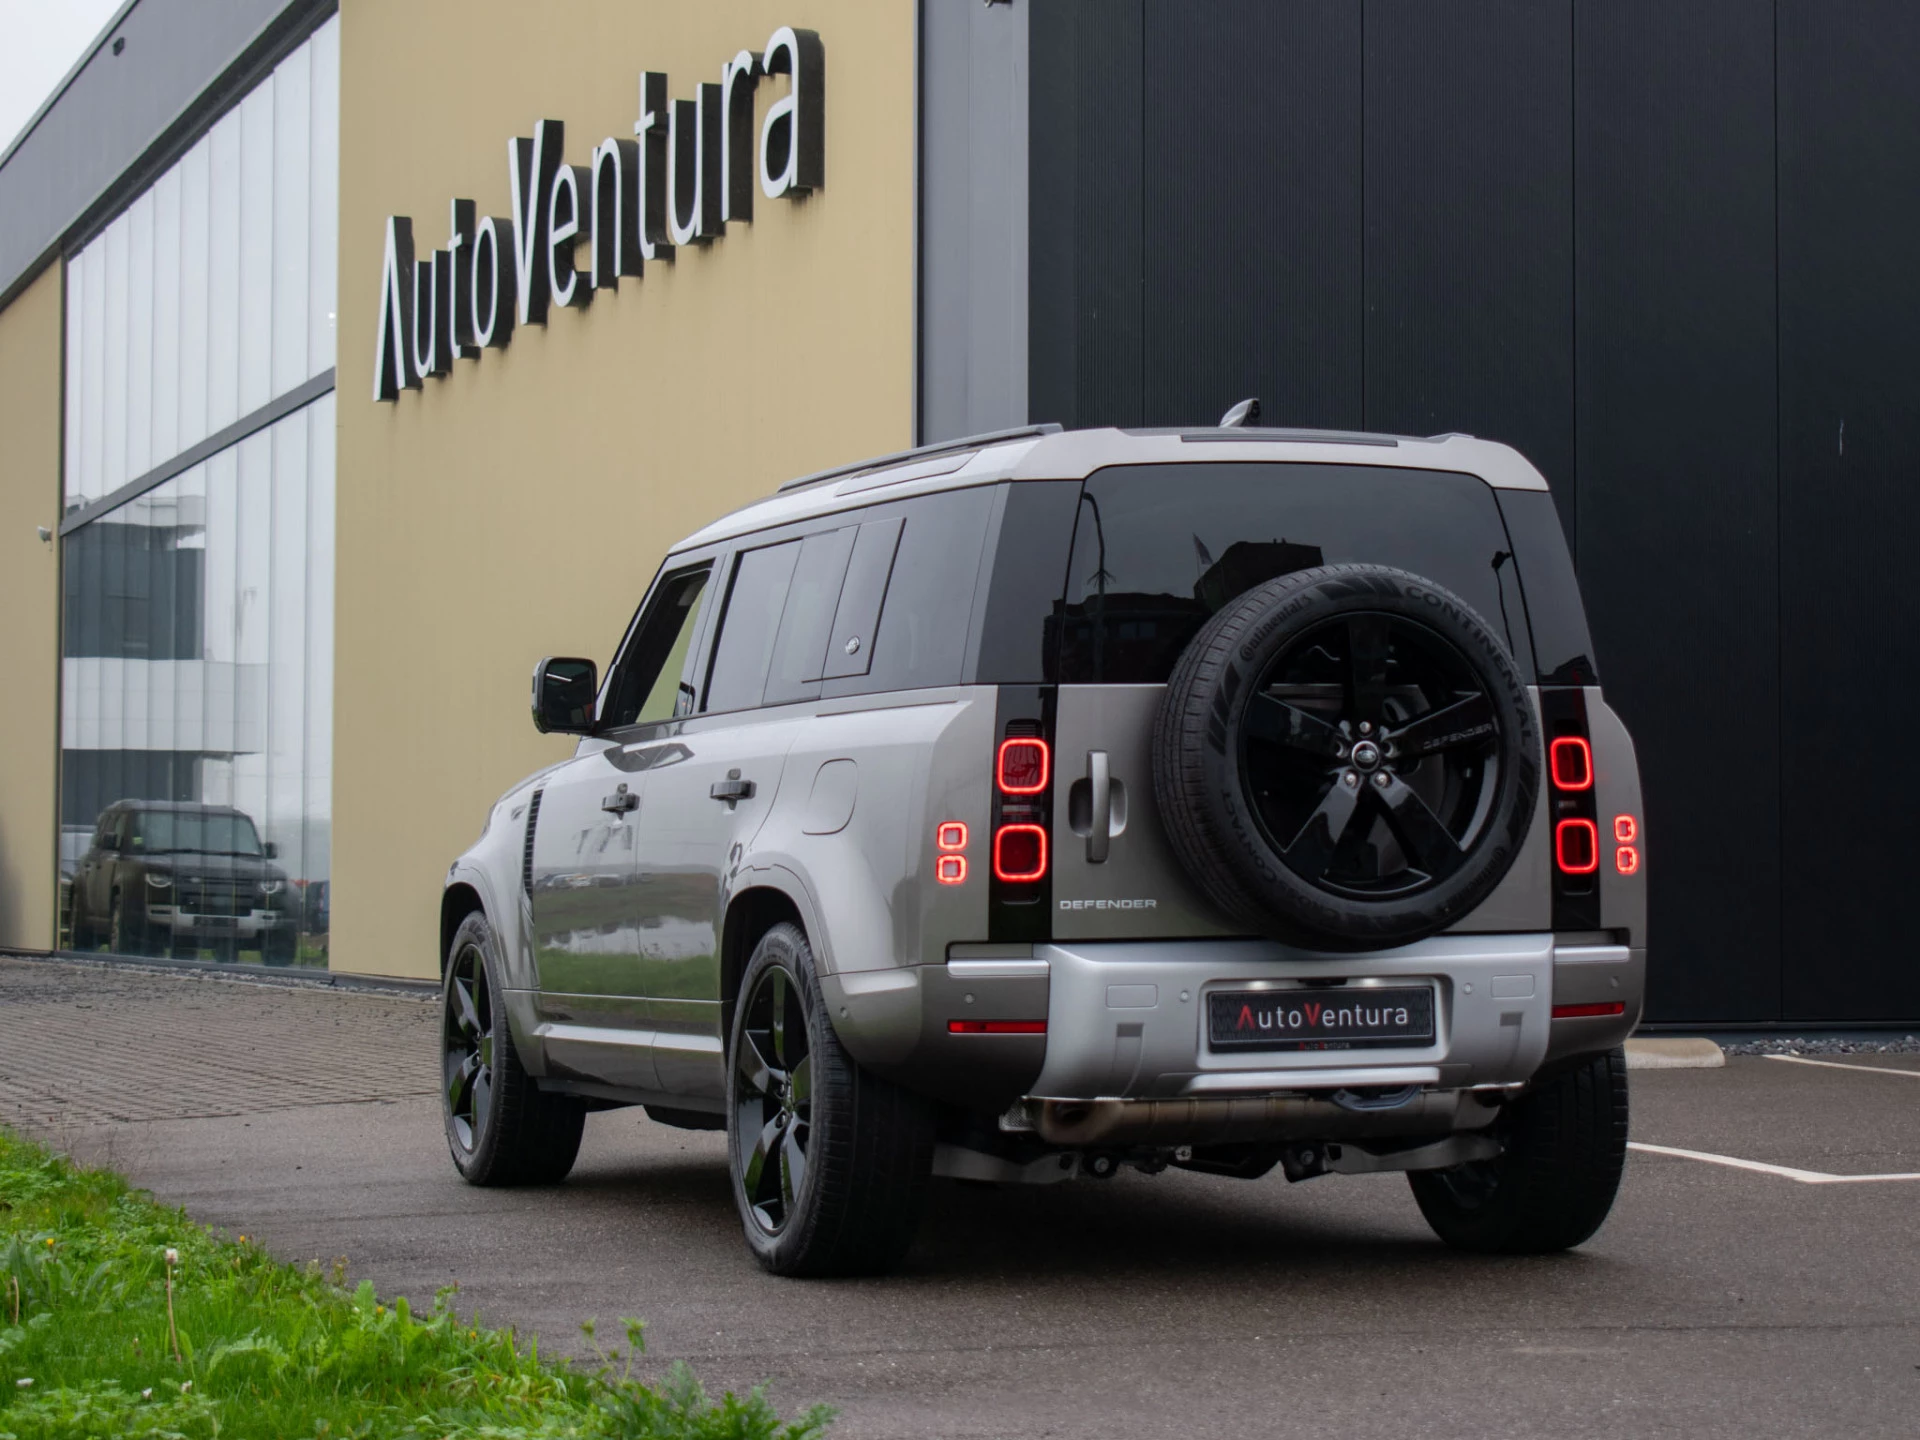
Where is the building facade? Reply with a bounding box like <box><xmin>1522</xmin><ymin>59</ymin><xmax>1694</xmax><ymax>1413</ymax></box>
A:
<box><xmin>0</xmin><ymin>0</ymin><xmax>1915</xmax><ymax>1027</ymax></box>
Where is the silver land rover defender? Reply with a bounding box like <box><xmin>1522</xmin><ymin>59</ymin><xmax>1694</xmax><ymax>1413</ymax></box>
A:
<box><xmin>438</xmin><ymin>423</ymin><xmax>1645</xmax><ymax>1276</ymax></box>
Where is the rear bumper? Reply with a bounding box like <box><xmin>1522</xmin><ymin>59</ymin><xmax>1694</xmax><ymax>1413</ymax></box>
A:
<box><xmin>1033</xmin><ymin>934</ymin><xmax>1571</xmax><ymax>1099</ymax></box>
<box><xmin>825</xmin><ymin>932</ymin><xmax>1642</xmax><ymax>1116</ymax></box>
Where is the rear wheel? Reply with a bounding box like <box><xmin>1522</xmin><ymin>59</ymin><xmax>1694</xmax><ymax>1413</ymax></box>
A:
<box><xmin>1409</xmin><ymin>1049</ymin><xmax>1628</xmax><ymax>1253</ymax></box>
<box><xmin>727</xmin><ymin>922</ymin><xmax>934</xmax><ymax>1276</ymax></box>
<box><xmin>441</xmin><ymin>910</ymin><xmax>585</xmax><ymax>1185</ymax></box>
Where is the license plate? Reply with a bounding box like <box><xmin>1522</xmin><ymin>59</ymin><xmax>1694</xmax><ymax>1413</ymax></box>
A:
<box><xmin>1207</xmin><ymin>985</ymin><xmax>1435</xmax><ymax>1052</ymax></box>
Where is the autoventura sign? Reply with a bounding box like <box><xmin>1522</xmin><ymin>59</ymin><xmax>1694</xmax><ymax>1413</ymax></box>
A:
<box><xmin>372</xmin><ymin>27</ymin><xmax>824</xmax><ymax>402</ymax></box>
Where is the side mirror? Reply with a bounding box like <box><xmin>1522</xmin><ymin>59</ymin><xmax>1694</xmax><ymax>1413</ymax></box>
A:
<box><xmin>532</xmin><ymin>656</ymin><xmax>598</xmax><ymax>735</ymax></box>
<box><xmin>263</xmin><ymin>840</ymin><xmax>279</xmax><ymax>859</ymax></box>
<box><xmin>99</xmin><ymin>832</ymin><xmax>120</xmax><ymax>852</ymax></box>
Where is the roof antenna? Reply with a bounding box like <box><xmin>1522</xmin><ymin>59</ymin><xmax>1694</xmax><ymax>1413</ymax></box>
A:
<box><xmin>1218</xmin><ymin>397</ymin><xmax>1261</xmax><ymax>428</ymax></box>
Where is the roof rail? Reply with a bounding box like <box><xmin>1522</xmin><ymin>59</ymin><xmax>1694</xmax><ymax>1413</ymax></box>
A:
<box><xmin>774</xmin><ymin>424</ymin><xmax>1064</xmax><ymax>494</ymax></box>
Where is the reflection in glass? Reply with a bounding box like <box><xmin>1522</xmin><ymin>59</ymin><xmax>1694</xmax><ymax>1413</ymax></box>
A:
<box><xmin>58</xmin><ymin>398</ymin><xmax>334</xmax><ymax>965</ymax></box>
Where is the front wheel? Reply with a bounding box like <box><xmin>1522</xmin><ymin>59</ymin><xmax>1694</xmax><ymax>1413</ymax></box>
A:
<box><xmin>727</xmin><ymin>923</ymin><xmax>934</xmax><ymax>1277</ymax></box>
<box><xmin>441</xmin><ymin>910</ymin><xmax>585</xmax><ymax>1186</ymax></box>
<box><xmin>1409</xmin><ymin>1048</ymin><xmax>1628</xmax><ymax>1254</ymax></box>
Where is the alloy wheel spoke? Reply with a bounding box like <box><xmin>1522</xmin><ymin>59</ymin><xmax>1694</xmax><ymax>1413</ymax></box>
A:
<box><xmin>471</xmin><ymin>1064</ymin><xmax>493</xmax><ymax>1134</ymax></box>
<box><xmin>447</xmin><ymin>1052</ymin><xmax>479</xmax><ymax>1119</ymax></box>
<box><xmin>1386</xmin><ymin>692</ymin><xmax>1495</xmax><ymax>761</ymax></box>
<box><xmin>779</xmin><ymin>1124</ymin><xmax>807</xmax><ymax>1214</ymax></box>
<box><xmin>1345</xmin><ymin>615</ymin><xmax>1392</xmax><ymax>723</ymax></box>
<box><xmin>736</xmin><ymin>1030</ymin><xmax>780</xmax><ymax>1098</ymax></box>
<box><xmin>1283</xmin><ymin>778</ymin><xmax>1364</xmax><ymax>880</ymax></box>
<box><xmin>743</xmin><ymin>1114</ymin><xmax>785</xmax><ymax>1208</ymax></box>
<box><xmin>1376</xmin><ymin>774</ymin><xmax>1465</xmax><ymax>878</ymax></box>
<box><xmin>1245</xmin><ymin>693</ymin><xmax>1346</xmax><ymax>758</ymax></box>
<box><xmin>787</xmin><ymin>1053</ymin><xmax>812</xmax><ymax>1109</ymax></box>
<box><xmin>769</xmin><ymin>968</ymin><xmax>789</xmax><ymax>1067</ymax></box>
<box><xmin>450</xmin><ymin>976</ymin><xmax>482</xmax><ymax>1041</ymax></box>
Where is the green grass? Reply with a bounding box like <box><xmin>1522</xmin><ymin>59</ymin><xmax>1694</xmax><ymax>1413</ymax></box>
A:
<box><xmin>0</xmin><ymin>1129</ymin><xmax>832</xmax><ymax>1440</ymax></box>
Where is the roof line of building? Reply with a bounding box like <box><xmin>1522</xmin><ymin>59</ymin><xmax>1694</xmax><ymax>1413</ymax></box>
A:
<box><xmin>0</xmin><ymin>0</ymin><xmax>331</xmax><ymax>312</ymax></box>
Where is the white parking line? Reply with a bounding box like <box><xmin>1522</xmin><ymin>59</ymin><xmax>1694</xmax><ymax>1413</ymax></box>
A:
<box><xmin>1628</xmin><ymin>1141</ymin><xmax>1920</xmax><ymax>1185</ymax></box>
<box><xmin>1762</xmin><ymin>1054</ymin><xmax>1920</xmax><ymax>1080</ymax></box>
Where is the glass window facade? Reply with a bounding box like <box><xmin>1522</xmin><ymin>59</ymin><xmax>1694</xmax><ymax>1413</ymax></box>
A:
<box><xmin>62</xmin><ymin>18</ymin><xmax>339</xmax><ymax>513</ymax></box>
<box><xmin>59</xmin><ymin>18</ymin><xmax>337</xmax><ymax>967</ymax></box>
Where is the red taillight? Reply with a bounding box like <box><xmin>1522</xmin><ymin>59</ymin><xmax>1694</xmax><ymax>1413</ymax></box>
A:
<box><xmin>992</xmin><ymin>823</ymin><xmax>1048</xmax><ymax>882</ymax></box>
<box><xmin>996</xmin><ymin>738</ymin><xmax>1050</xmax><ymax>795</ymax></box>
<box><xmin>936</xmin><ymin>855</ymin><xmax>968</xmax><ymax>885</ymax></box>
<box><xmin>948</xmin><ymin>1019</ymin><xmax>1047</xmax><ymax>1034</ymax></box>
<box><xmin>1615</xmin><ymin>845</ymin><xmax>1640</xmax><ymax>875</ymax></box>
<box><xmin>1555</xmin><ymin>818</ymin><xmax>1599</xmax><ymax>874</ymax></box>
<box><xmin>936</xmin><ymin>821</ymin><xmax>968</xmax><ymax>851</ymax></box>
<box><xmin>1549</xmin><ymin>736</ymin><xmax>1593</xmax><ymax>791</ymax></box>
<box><xmin>1613</xmin><ymin>814</ymin><xmax>1637</xmax><ymax>843</ymax></box>
<box><xmin>1552</xmin><ymin>1001</ymin><xmax>1626</xmax><ymax>1019</ymax></box>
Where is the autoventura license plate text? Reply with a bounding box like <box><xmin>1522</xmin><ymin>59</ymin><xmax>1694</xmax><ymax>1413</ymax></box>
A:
<box><xmin>1207</xmin><ymin>986</ymin><xmax>1435</xmax><ymax>1051</ymax></box>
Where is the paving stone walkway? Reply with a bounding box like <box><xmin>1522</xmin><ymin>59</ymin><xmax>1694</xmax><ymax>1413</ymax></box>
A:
<box><xmin>0</xmin><ymin>956</ymin><xmax>436</xmax><ymax>1131</ymax></box>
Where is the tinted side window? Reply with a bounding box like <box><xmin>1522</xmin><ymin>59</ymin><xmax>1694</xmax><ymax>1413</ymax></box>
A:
<box><xmin>824</xmin><ymin>486</ymin><xmax>995</xmax><ymax>697</ymax></box>
<box><xmin>599</xmin><ymin>565</ymin><xmax>711</xmax><ymax>730</ymax></box>
<box><xmin>704</xmin><ymin>541</ymin><xmax>801</xmax><ymax>713</ymax></box>
<box><xmin>974</xmin><ymin>481</ymin><xmax>1083</xmax><ymax>684</ymax></box>
<box><xmin>1496</xmin><ymin>490</ymin><xmax>1599</xmax><ymax>684</ymax></box>
<box><xmin>764</xmin><ymin>527</ymin><xmax>858</xmax><ymax>705</ymax></box>
<box><xmin>1057</xmin><ymin>463</ymin><xmax>1528</xmax><ymax>683</ymax></box>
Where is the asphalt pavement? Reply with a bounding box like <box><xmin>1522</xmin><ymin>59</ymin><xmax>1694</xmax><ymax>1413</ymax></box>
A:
<box><xmin>5</xmin><ymin>955</ymin><xmax>1917</xmax><ymax>1439</ymax></box>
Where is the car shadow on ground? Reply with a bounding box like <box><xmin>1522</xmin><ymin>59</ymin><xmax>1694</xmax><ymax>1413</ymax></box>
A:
<box><xmin>554</xmin><ymin>1149</ymin><xmax>1625</xmax><ymax>1293</ymax></box>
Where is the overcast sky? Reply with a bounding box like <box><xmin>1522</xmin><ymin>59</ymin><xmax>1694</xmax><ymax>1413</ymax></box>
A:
<box><xmin>0</xmin><ymin>0</ymin><xmax>127</xmax><ymax>156</ymax></box>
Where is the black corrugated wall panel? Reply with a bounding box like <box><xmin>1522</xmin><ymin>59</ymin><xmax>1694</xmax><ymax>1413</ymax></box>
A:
<box><xmin>1777</xmin><ymin>0</ymin><xmax>1920</xmax><ymax>1023</ymax></box>
<box><xmin>1360</xmin><ymin>1</ymin><xmax>1577</xmax><ymax>545</ymax></box>
<box><xmin>1029</xmin><ymin>1</ymin><xmax>1144</xmax><ymax>429</ymax></box>
<box><xmin>1574</xmin><ymin>1</ymin><xmax>1780</xmax><ymax>1022</ymax></box>
<box><xmin>1139</xmin><ymin>1</ymin><xmax>1362</xmax><ymax>431</ymax></box>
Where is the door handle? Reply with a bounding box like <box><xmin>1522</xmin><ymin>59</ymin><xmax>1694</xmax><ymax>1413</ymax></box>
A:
<box><xmin>709</xmin><ymin>770</ymin><xmax>756</xmax><ymax>806</ymax></box>
<box><xmin>601</xmin><ymin>783</ymin><xmax>638</xmax><ymax>815</ymax></box>
<box><xmin>1087</xmin><ymin>750</ymin><xmax>1112</xmax><ymax>864</ymax></box>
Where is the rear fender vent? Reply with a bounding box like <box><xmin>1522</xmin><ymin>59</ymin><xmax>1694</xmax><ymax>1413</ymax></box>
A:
<box><xmin>522</xmin><ymin>789</ymin><xmax>544</xmax><ymax>898</ymax></box>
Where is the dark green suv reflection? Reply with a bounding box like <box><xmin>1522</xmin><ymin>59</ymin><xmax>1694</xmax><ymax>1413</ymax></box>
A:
<box><xmin>66</xmin><ymin>801</ymin><xmax>296</xmax><ymax>964</ymax></box>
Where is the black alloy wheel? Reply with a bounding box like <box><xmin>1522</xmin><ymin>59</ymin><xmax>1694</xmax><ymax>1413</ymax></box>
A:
<box><xmin>438</xmin><ymin>910</ymin><xmax>584</xmax><ymax>1186</ymax></box>
<box><xmin>725</xmin><ymin>921</ymin><xmax>934</xmax><ymax>1275</ymax></box>
<box><xmin>1242</xmin><ymin>612</ymin><xmax>1503</xmax><ymax>901</ymax></box>
<box><xmin>732</xmin><ymin>960</ymin><xmax>813</xmax><ymax>1237</ymax></box>
<box><xmin>443</xmin><ymin>937</ymin><xmax>496</xmax><ymax>1155</ymax></box>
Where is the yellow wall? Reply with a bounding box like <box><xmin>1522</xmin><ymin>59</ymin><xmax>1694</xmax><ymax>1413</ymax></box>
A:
<box><xmin>333</xmin><ymin>1</ymin><xmax>918</xmax><ymax>976</ymax></box>
<box><xmin>0</xmin><ymin>264</ymin><xmax>64</xmax><ymax>951</ymax></box>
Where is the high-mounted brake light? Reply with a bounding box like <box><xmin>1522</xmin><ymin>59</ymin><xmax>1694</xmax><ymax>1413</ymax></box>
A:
<box><xmin>1555</xmin><ymin>818</ymin><xmax>1599</xmax><ymax>875</ymax></box>
<box><xmin>993</xmin><ymin>823</ymin><xmax>1048</xmax><ymax>882</ymax></box>
<box><xmin>1549</xmin><ymin>736</ymin><xmax>1593</xmax><ymax>791</ymax></box>
<box><xmin>996</xmin><ymin>737</ymin><xmax>1050</xmax><ymax>795</ymax></box>
<box><xmin>1552</xmin><ymin>1001</ymin><xmax>1626</xmax><ymax>1020</ymax></box>
<box><xmin>948</xmin><ymin>1019</ymin><xmax>1047</xmax><ymax>1035</ymax></box>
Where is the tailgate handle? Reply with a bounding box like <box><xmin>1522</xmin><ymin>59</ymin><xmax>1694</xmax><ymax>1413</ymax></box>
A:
<box><xmin>1087</xmin><ymin>751</ymin><xmax>1112</xmax><ymax>863</ymax></box>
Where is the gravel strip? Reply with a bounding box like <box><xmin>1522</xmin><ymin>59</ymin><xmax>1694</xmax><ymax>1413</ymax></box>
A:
<box><xmin>1720</xmin><ymin>1033</ymin><xmax>1920</xmax><ymax>1056</ymax></box>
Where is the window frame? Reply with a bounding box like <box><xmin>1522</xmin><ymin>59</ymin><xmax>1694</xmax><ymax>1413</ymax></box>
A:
<box><xmin>593</xmin><ymin>553</ymin><xmax>722</xmax><ymax>740</ymax></box>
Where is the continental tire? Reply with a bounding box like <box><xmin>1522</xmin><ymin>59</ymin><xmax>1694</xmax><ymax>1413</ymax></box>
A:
<box><xmin>1409</xmin><ymin>1048</ymin><xmax>1629</xmax><ymax>1253</ymax></box>
<box><xmin>441</xmin><ymin>910</ymin><xmax>586</xmax><ymax>1186</ymax></box>
<box><xmin>727</xmin><ymin>922</ymin><xmax>935</xmax><ymax>1277</ymax></box>
<box><xmin>1153</xmin><ymin>564</ymin><xmax>1538</xmax><ymax>950</ymax></box>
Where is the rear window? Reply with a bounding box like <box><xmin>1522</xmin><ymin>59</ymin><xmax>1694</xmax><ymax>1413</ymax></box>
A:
<box><xmin>1055</xmin><ymin>463</ymin><xmax>1531</xmax><ymax>683</ymax></box>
